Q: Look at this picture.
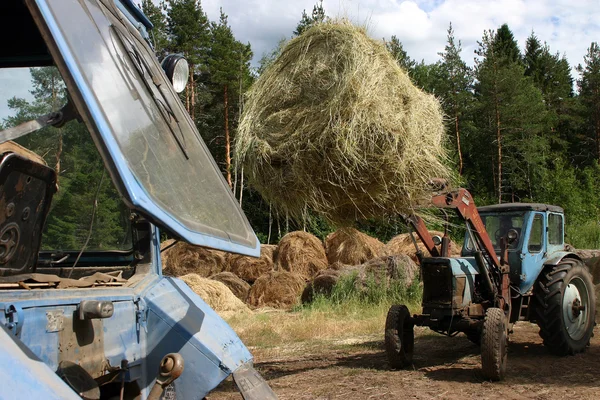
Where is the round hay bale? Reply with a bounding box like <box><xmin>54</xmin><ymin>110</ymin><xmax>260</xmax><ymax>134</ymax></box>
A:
<box><xmin>159</xmin><ymin>239</ymin><xmax>176</xmax><ymax>267</ymax></box>
<box><xmin>235</xmin><ymin>21</ymin><xmax>449</xmax><ymax>224</ymax></box>
<box><xmin>163</xmin><ymin>242</ymin><xmax>227</xmax><ymax>277</ymax></box>
<box><xmin>247</xmin><ymin>271</ymin><xmax>306</xmax><ymax>309</ymax></box>
<box><xmin>324</xmin><ymin>228</ymin><xmax>384</xmax><ymax>265</ymax></box>
<box><xmin>209</xmin><ymin>272</ymin><xmax>251</xmax><ymax>301</ymax></box>
<box><xmin>585</xmin><ymin>257</ymin><xmax>600</xmax><ymax>285</ymax></box>
<box><xmin>226</xmin><ymin>245</ymin><xmax>275</xmax><ymax>283</ymax></box>
<box><xmin>274</xmin><ymin>231</ymin><xmax>328</xmax><ymax>279</ymax></box>
<box><xmin>361</xmin><ymin>255</ymin><xmax>419</xmax><ymax>288</ymax></box>
<box><xmin>261</xmin><ymin>244</ymin><xmax>277</xmax><ymax>262</ymax></box>
<box><xmin>381</xmin><ymin>231</ymin><xmax>460</xmax><ymax>263</ymax></box>
<box><xmin>179</xmin><ymin>274</ymin><xmax>251</xmax><ymax>318</ymax></box>
<box><xmin>301</xmin><ymin>270</ymin><xmax>341</xmax><ymax>303</ymax></box>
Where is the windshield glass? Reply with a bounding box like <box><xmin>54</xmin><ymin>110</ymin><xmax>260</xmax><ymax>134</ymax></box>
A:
<box><xmin>35</xmin><ymin>0</ymin><xmax>257</xmax><ymax>252</ymax></box>
<box><xmin>0</xmin><ymin>66</ymin><xmax>132</xmax><ymax>251</ymax></box>
<box><xmin>464</xmin><ymin>212</ymin><xmax>525</xmax><ymax>252</ymax></box>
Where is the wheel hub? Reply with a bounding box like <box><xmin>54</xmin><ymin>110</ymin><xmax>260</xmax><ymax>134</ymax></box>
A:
<box><xmin>562</xmin><ymin>278</ymin><xmax>589</xmax><ymax>340</ymax></box>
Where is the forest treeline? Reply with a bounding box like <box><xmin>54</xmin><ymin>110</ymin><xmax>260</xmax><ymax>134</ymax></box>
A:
<box><xmin>141</xmin><ymin>0</ymin><xmax>600</xmax><ymax>247</ymax></box>
<box><xmin>3</xmin><ymin>0</ymin><xmax>600</xmax><ymax>249</ymax></box>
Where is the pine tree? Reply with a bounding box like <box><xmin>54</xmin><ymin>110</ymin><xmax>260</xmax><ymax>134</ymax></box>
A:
<box><xmin>385</xmin><ymin>35</ymin><xmax>415</xmax><ymax>73</ymax></box>
<box><xmin>438</xmin><ymin>23</ymin><xmax>473</xmax><ymax>175</ymax></box>
<box><xmin>141</xmin><ymin>0</ymin><xmax>169</xmax><ymax>57</ymax></box>
<box><xmin>294</xmin><ymin>0</ymin><xmax>326</xmax><ymax>36</ymax></box>
<box><xmin>493</xmin><ymin>24</ymin><xmax>521</xmax><ymax>65</ymax></box>
<box><xmin>474</xmin><ymin>29</ymin><xmax>549</xmax><ymax>203</ymax></box>
<box><xmin>165</xmin><ymin>0</ymin><xmax>211</xmax><ymax>121</ymax></box>
<box><xmin>577</xmin><ymin>42</ymin><xmax>600</xmax><ymax>164</ymax></box>
<box><xmin>208</xmin><ymin>10</ymin><xmax>253</xmax><ymax>188</ymax></box>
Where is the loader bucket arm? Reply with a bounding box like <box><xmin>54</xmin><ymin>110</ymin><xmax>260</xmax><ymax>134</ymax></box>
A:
<box><xmin>431</xmin><ymin>189</ymin><xmax>510</xmax><ymax>309</ymax></box>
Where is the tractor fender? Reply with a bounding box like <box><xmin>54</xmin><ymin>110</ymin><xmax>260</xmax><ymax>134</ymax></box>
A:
<box><xmin>544</xmin><ymin>251</ymin><xmax>582</xmax><ymax>266</ymax></box>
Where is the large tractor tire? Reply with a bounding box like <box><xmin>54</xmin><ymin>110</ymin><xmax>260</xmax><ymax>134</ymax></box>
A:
<box><xmin>385</xmin><ymin>305</ymin><xmax>414</xmax><ymax>369</ymax></box>
<box><xmin>480</xmin><ymin>307</ymin><xmax>508</xmax><ymax>381</ymax></box>
<box><xmin>534</xmin><ymin>259</ymin><xmax>596</xmax><ymax>356</ymax></box>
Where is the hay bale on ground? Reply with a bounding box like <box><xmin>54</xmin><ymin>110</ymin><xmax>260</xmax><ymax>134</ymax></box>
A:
<box><xmin>235</xmin><ymin>21</ymin><xmax>449</xmax><ymax>224</ymax></box>
<box><xmin>301</xmin><ymin>255</ymin><xmax>418</xmax><ymax>303</ymax></box>
<box><xmin>160</xmin><ymin>239</ymin><xmax>176</xmax><ymax>267</ymax></box>
<box><xmin>260</xmin><ymin>244</ymin><xmax>277</xmax><ymax>262</ymax></box>
<box><xmin>324</xmin><ymin>228</ymin><xmax>384</xmax><ymax>265</ymax></box>
<box><xmin>226</xmin><ymin>245</ymin><xmax>275</xmax><ymax>283</ymax></box>
<box><xmin>163</xmin><ymin>242</ymin><xmax>227</xmax><ymax>277</ymax></box>
<box><xmin>274</xmin><ymin>231</ymin><xmax>328</xmax><ymax>279</ymax></box>
<box><xmin>209</xmin><ymin>272</ymin><xmax>251</xmax><ymax>301</ymax></box>
<box><xmin>381</xmin><ymin>231</ymin><xmax>460</xmax><ymax>263</ymax></box>
<box><xmin>179</xmin><ymin>274</ymin><xmax>251</xmax><ymax>318</ymax></box>
<box><xmin>584</xmin><ymin>257</ymin><xmax>600</xmax><ymax>284</ymax></box>
<box><xmin>247</xmin><ymin>271</ymin><xmax>306</xmax><ymax>309</ymax></box>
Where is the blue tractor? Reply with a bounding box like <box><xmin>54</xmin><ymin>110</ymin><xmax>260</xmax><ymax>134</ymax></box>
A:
<box><xmin>0</xmin><ymin>1</ymin><xmax>276</xmax><ymax>399</ymax></box>
<box><xmin>385</xmin><ymin>189</ymin><xmax>596</xmax><ymax>381</ymax></box>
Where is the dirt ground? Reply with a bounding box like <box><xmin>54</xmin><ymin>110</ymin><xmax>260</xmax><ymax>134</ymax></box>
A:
<box><xmin>210</xmin><ymin>323</ymin><xmax>600</xmax><ymax>400</ymax></box>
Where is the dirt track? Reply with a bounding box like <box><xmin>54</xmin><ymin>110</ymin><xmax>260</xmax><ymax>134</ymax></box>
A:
<box><xmin>210</xmin><ymin>323</ymin><xmax>600</xmax><ymax>399</ymax></box>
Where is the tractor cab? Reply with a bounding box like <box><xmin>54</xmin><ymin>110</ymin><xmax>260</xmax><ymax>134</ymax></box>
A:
<box><xmin>463</xmin><ymin>203</ymin><xmax>567</xmax><ymax>294</ymax></box>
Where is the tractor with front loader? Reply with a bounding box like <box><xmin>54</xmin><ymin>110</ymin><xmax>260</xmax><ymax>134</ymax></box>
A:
<box><xmin>385</xmin><ymin>188</ymin><xmax>596</xmax><ymax>380</ymax></box>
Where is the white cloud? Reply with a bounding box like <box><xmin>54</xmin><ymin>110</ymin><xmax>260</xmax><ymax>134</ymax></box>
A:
<box><xmin>196</xmin><ymin>0</ymin><xmax>599</xmax><ymax>79</ymax></box>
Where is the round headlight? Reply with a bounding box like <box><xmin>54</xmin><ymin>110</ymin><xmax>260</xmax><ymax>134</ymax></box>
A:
<box><xmin>507</xmin><ymin>228</ymin><xmax>519</xmax><ymax>243</ymax></box>
<box><xmin>161</xmin><ymin>54</ymin><xmax>189</xmax><ymax>93</ymax></box>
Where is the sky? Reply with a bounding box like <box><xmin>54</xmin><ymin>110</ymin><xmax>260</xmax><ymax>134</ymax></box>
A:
<box><xmin>198</xmin><ymin>0</ymin><xmax>600</xmax><ymax>74</ymax></box>
<box><xmin>2</xmin><ymin>0</ymin><xmax>598</xmax><ymax>121</ymax></box>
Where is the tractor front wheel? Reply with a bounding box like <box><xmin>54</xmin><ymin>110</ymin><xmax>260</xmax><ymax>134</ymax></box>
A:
<box><xmin>535</xmin><ymin>259</ymin><xmax>596</xmax><ymax>355</ymax></box>
<box><xmin>385</xmin><ymin>305</ymin><xmax>414</xmax><ymax>369</ymax></box>
<box><xmin>480</xmin><ymin>307</ymin><xmax>508</xmax><ymax>381</ymax></box>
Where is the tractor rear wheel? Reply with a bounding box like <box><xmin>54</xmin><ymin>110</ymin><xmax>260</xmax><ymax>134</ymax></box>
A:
<box><xmin>480</xmin><ymin>307</ymin><xmax>508</xmax><ymax>381</ymax></box>
<box><xmin>385</xmin><ymin>305</ymin><xmax>414</xmax><ymax>369</ymax></box>
<box><xmin>534</xmin><ymin>259</ymin><xmax>595</xmax><ymax>356</ymax></box>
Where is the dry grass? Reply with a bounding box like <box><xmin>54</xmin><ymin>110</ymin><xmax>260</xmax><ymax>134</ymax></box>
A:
<box><xmin>324</xmin><ymin>228</ymin><xmax>383</xmax><ymax>265</ymax></box>
<box><xmin>226</xmin><ymin>245</ymin><xmax>274</xmax><ymax>283</ymax></box>
<box><xmin>209</xmin><ymin>271</ymin><xmax>251</xmax><ymax>301</ymax></box>
<box><xmin>225</xmin><ymin>301</ymin><xmax>421</xmax><ymax>355</ymax></box>
<box><xmin>236</xmin><ymin>21</ymin><xmax>450</xmax><ymax>224</ymax></box>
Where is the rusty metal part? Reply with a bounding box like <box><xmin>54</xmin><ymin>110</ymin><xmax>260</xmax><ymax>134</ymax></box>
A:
<box><xmin>233</xmin><ymin>363</ymin><xmax>278</xmax><ymax>400</ymax></box>
<box><xmin>58</xmin><ymin>312</ymin><xmax>107</xmax><ymax>379</ymax></box>
<box><xmin>147</xmin><ymin>353</ymin><xmax>184</xmax><ymax>400</ymax></box>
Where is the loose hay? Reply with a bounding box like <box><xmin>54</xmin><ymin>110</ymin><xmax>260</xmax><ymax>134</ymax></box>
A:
<box><xmin>301</xmin><ymin>255</ymin><xmax>418</xmax><ymax>303</ymax></box>
<box><xmin>274</xmin><ymin>231</ymin><xmax>328</xmax><ymax>279</ymax></box>
<box><xmin>179</xmin><ymin>274</ymin><xmax>251</xmax><ymax>317</ymax></box>
<box><xmin>261</xmin><ymin>244</ymin><xmax>277</xmax><ymax>262</ymax></box>
<box><xmin>226</xmin><ymin>245</ymin><xmax>275</xmax><ymax>283</ymax></box>
<box><xmin>324</xmin><ymin>228</ymin><xmax>384</xmax><ymax>265</ymax></box>
<box><xmin>163</xmin><ymin>242</ymin><xmax>227</xmax><ymax>277</ymax></box>
<box><xmin>381</xmin><ymin>231</ymin><xmax>460</xmax><ymax>263</ymax></box>
<box><xmin>248</xmin><ymin>271</ymin><xmax>306</xmax><ymax>309</ymax></box>
<box><xmin>209</xmin><ymin>272</ymin><xmax>251</xmax><ymax>301</ymax></box>
<box><xmin>236</xmin><ymin>21</ymin><xmax>450</xmax><ymax>224</ymax></box>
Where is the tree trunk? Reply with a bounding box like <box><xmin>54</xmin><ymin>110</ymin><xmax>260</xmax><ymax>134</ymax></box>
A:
<box><xmin>238</xmin><ymin>166</ymin><xmax>244</xmax><ymax>207</ymax></box>
<box><xmin>190</xmin><ymin>70</ymin><xmax>195</xmax><ymax>122</ymax></box>
<box><xmin>224</xmin><ymin>84</ymin><xmax>232</xmax><ymax>188</ymax></box>
<box><xmin>267</xmin><ymin>203</ymin><xmax>272</xmax><ymax>244</ymax></box>
<box><xmin>455</xmin><ymin>108</ymin><xmax>463</xmax><ymax>175</ymax></box>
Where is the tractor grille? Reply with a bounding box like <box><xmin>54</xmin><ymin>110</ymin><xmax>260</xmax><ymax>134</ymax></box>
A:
<box><xmin>421</xmin><ymin>259</ymin><xmax>453</xmax><ymax>307</ymax></box>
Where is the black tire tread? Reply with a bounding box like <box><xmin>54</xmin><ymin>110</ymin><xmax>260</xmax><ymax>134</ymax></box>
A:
<box><xmin>385</xmin><ymin>305</ymin><xmax>414</xmax><ymax>369</ymax></box>
<box><xmin>481</xmin><ymin>307</ymin><xmax>507</xmax><ymax>381</ymax></box>
<box><xmin>534</xmin><ymin>258</ymin><xmax>595</xmax><ymax>356</ymax></box>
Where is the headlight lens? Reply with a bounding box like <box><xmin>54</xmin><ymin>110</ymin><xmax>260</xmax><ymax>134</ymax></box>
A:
<box><xmin>161</xmin><ymin>54</ymin><xmax>189</xmax><ymax>93</ymax></box>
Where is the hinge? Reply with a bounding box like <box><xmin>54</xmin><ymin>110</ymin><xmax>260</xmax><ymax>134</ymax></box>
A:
<box><xmin>2</xmin><ymin>304</ymin><xmax>24</xmax><ymax>336</ymax></box>
<box><xmin>134</xmin><ymin>298</ymin><xmax>147</xmax><ymax>336</ymax></box>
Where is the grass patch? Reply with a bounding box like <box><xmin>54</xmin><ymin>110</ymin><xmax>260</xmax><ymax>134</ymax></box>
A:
<box><xmin>226</xmin><ymin>274</ymin><xmax>422</xmax><ymax>355</ymax></box>
<box><xmin>567</xmin><ymin>220</ymin><xmax>600</xmax><ymax>249</ymax></box>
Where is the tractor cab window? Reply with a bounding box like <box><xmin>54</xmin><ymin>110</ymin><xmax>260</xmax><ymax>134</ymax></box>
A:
<box><xmin>480</xmin><ymin>212</ymin><xmax>524</xmax><ymax>251</ymax></box>
<box><xmin>548</xmin><ymin>213</ymin><xmax>563</xmax><ymax>245</ymax></box>
<box><xmin>528</xmin><ymin>214</ymin><xmax>544</xmax><ymax>253</ymax></box>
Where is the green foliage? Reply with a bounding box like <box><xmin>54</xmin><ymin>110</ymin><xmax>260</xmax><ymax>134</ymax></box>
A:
<box><xmin>294</xmin><ymin>0</ymin><xmax>326</xmax><ymax>37</ymax></box>
<box><xmin>303</xmin><ymin>272</ymin><xmax>423</xmax><ymax>310</ymax></box>
<box><xmin>385</xmin><ymin>35</ymin><xmax>416</xmax><ymax>73</ymax></box>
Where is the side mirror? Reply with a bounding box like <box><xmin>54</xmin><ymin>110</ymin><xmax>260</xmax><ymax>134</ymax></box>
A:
<box><xmin>161</xmin><ymin>54</ymin><xmax>189</xmax><ymax>93</ymax></box>
<box><xmin>507</xmin><ymin>228</ymin><xmax>519</xmax><ymax>244</ymax></box>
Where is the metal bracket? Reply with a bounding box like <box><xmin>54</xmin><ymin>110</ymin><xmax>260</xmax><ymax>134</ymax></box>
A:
<box><xmin>2</xmin><ymin>303</ymin><xmax>24</xmax><ymax>335</ymax></box>
<box><xmin>134</xmin><ymin>298</ymin><xmax>147</xmax><ymax>336</ymax></box>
